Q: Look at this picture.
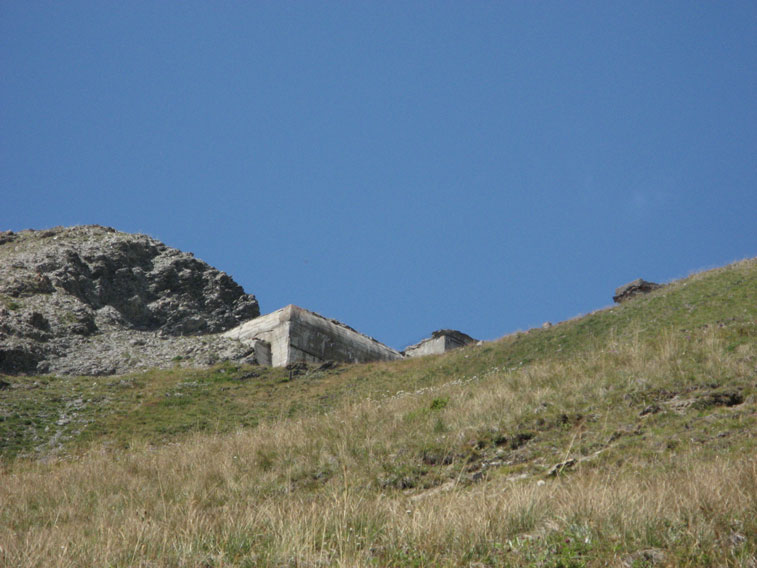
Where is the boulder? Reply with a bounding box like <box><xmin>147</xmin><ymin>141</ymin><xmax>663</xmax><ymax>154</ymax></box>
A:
<box><xmin>613</xmin><ymin>279</ymin><xmax>661</xmax><ymax>303</ymax></box>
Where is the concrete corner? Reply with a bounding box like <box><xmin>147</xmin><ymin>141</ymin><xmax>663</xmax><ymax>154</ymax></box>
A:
<box><xmin>404</xmin><ymin>329</ymin><xmax>478</xmax><ymax>358</ymax></box>
<box><xmin>223</xmin><ymin>305</ymin><xmax>402</xmax><ymax>367</ymax></box>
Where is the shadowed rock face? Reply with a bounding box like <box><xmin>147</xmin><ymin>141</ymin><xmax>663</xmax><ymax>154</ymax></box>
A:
<box><xmin>0</xmin><ymin>225</ymin><xmax>260</xmax><ymax>375</ymax></box>
<box><xmin>613</xmin><ymin>279</ymin><xmax>662</xmax><ymax>304</ymax></box>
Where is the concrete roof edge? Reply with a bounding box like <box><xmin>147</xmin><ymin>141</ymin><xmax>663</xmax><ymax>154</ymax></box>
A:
<box><xmin>272</xmin><ymin>304</ymin><xmax>401</xmax><ymax>355</ymax></box>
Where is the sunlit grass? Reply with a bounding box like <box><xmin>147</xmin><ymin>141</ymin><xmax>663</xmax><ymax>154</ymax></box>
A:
<box><xmin>1</xmin><ymin>258</ymin><xmax>755</xmax><ymax>566</ymax></box>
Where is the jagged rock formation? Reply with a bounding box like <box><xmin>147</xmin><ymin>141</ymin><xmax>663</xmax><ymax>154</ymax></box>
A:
<box><xmin>0</xmin><ymin>226</ymin><xmax>260</xmax><ymax>375</ymax></box>
<box><xmin>613</xmin><ymin>278</ymin><xmax>662</xmax><ymax>303</ymax></box>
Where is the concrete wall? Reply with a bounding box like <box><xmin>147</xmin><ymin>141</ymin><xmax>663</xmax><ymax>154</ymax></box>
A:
<box><xmin>404</xmin><ymin>335</ymin><xmax>447</xmax><ymax>357</ymax></box>
<box><xmin>249</xmin><ymin>338</ymin><xmax>272</xmax><ymax>367</ymax></box>
<box><xmin>287</xmin><ymin>306</ymin><xmax>402</xmax><ymax>364</ymax></box>
<box><xmin>404</xmin><ymin>329</ymin><xmax>477</xmax><ymax>358</ymax></box>
<box><xmin>223</xmin><ymin>305</ymin><xmax>402</xmax><ymax>367</ymax></box>
<box><xmin>222</xmin><ymin>306</ymin><xmax>294</xmax><ymax>366</ymax></box>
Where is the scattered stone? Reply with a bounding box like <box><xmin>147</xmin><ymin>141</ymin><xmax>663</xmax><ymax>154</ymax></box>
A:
<box><xmin>640</xmin><ymin>403</ymin><xmax>662</xmax><ymax>416</ymax></box>
<box><xmin>693</xmin><ymin>389</ymin><xmax>744</xmax><ymax>409</ymax></box>
<box><xmin>0</xmin><ymin>230</ymin><xmax>17</xmax><ymax>246</ymax></box>
<box><xmin>730</xmin><ymin>532</ymin><xmax>747</xmax><ymax>547</ymax></box>
<box><xmin>510</xmin><ymin>431</ymin><xmax>535</xmax><ymax>449</ymax></box>
<box><xmin>666</xmin><ymin>397</ymin><xmax>695</xmax><ymax>413</ymax></box>
<box><xmin>233</xmin><ymin>371</ymin><xmax>260</xmax><ymax>381</ymax></box>
<box><xmin>613</xmin><ymin>279</ymin><xmax>662</xmax><ymax>303</ymax></box>
<box><xmin>622</xmin><ymin>548</ymin><xmax>666</xmax><ymax>567</ymax></box>
<box><xmin>665</xmin><ymin>388</ymin><xmax>744</xmax><ymax>414</ymax></box>
<box><xmin>547</xmin><ymin>458</ymin><xmax>577</xmax><ymax>476</ymax></box>
<box><xmin>469</xmin><ymin>471</ymin><xmax>485</xmax><ymax>482</ymax></box>
<box><xmin>285</xmin><ymin>361</ymin><xmax>309</xmax><ymax>375</ymax></box>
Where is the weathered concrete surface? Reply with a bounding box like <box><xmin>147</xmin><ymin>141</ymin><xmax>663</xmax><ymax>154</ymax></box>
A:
<box><xmin>223</xmin><ymin>305</ymin><xmax>402</xmax><ymax>367</ymax></box>
<box><xmin>404</xmin><ymin>329</ymin><xmax>477</xmax><ymax>358</ymax></box>
<box><xmin>222</xmin><ymin>307</ymin><xmax>293</xmax><ymax>366</ymax></box>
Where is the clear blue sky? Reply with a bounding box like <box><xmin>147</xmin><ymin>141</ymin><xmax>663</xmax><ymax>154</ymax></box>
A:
<box><xmin>2</xmin><ymin>2</ymin><xmax>756</xmax><ymax>349</ymax></box>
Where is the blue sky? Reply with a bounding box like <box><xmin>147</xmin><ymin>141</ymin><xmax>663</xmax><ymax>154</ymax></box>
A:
<box><xmin>2</xmin><ymin>2</ymin><xmax>756</xmax><ymax>349</ymax></box>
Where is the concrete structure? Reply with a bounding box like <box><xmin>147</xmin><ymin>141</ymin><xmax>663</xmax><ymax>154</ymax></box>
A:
<box><xmin>223</xmin><ymin>304</ymin><xmax>402</xmax><ymax>367</ymax></box>
<box><xmin>403</xmin><ymin>329</ymin><xmax>478</xmax><ymax>358</ymax></box>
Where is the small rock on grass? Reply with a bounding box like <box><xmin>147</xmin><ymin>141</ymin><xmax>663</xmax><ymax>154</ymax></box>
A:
<box><xmin>547</xmin><ymin>458</ymin><xmax>577</xmax><ymax>476</ymax></box>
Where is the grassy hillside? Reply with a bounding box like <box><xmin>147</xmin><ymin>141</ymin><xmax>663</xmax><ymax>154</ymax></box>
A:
<box><xmin>1</xmin><ymin>258</ymin><xmax>755</xmax><ymax>566</ymax></box>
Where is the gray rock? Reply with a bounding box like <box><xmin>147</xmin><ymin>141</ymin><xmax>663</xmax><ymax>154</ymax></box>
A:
<box><xmin>613</xmin><ymin>279</ymin><xmax>662</xmax><ymax>303</ymax></box>
<box><xmin>547</xmin><ymin>458</ymin><xmax>576</xmax><ymax>476</ymax></box>
<box><xmin>621</xmin><ymin>548</ymin><xmax>666</xmax><ymax>567</ymax></box>
<box><xmin>0</xmin><ymin>225</ymin><xmax>260</xmax><ymax>375</ymax></box>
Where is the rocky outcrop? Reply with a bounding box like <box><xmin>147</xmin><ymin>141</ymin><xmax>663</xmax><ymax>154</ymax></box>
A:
<box><xmin>0</xmin><ymin>226</ymin><xmax>260</xmax><ymax>375</ymax></box>
<box><xmin>612</xmin><ymin>279</ymin><xmax>662</xmax><ymax>303</ymax></box>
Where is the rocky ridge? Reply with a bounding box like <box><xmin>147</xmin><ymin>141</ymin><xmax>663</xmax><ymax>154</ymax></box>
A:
<box><xmin>0</xmin><ymin>226</ymin><xmax>260</xmax><ymax>375</ymax></box>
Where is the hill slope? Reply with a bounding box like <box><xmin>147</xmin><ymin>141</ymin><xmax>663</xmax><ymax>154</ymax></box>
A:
<box><xmin>1</xmin><ymin>258</ymin><xmax>755</xmax><ymax>566</ymax></box>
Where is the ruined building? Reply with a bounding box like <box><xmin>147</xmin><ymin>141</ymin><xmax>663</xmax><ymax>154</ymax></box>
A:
<box><xmin>223</xmin><ymin>305</ymin><xmax>403</xmax><ymax>367</ymax></box>
<box><xmin>223</xmin><ymin>305</ymin><xmax>476</xmax><ymax>368</ymax></box>
<box><xmin>403</xmin><ymin>329</ymin><xmax>478</xmax><ymax>358</ymax></box>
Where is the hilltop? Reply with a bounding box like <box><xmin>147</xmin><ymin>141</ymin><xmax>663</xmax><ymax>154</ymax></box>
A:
<box><xmin>1</xmin><ymin>255</ymin><xmax>755</xmax><ymax>566</ymax></box>
<box><xmin>0</xmin><ymin>225</ymin><xmax>260</xmax><ymax>375</ymax></box>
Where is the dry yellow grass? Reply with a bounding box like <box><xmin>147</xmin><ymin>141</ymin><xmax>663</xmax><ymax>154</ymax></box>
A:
<box><xmin>2</xmin><ymin>320</ymin><xmax>755</xmax><ymax>566</ymax></box>
<box><xmin>1</xmin><ymin>446</ymin><xmax>755</xmax><ymax>566</ymax></box>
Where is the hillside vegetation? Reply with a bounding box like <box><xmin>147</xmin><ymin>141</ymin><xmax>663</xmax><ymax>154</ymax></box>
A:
<box><xmin>1</xmin><ymin>258</ymin><xmax>756</xmax><ymax>567</ymax></box>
